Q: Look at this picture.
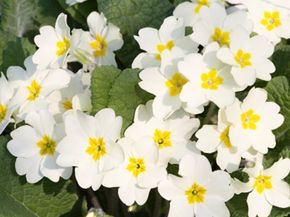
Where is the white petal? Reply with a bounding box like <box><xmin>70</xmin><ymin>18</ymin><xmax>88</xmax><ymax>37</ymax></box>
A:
<box><xmin>196</xmin><ymin>125</ymin><xmax>220</xmax><ymax>153</ymax></box>
<box><xmin>168</xmin><ymin>198</ymin><xmax>193</xmax><ymax>217</ymax></box>
<box><xmin>264</xmin><ymin>158</ymin><xmax>290</xmax><ymax>180</ymax></box>
<box><xmin>247</xmin><ymin>191</ymin><xmax>272</xmax><ymax>217</ymax></box>
<box><xmin>265</xmin><ymin>180</ymin><xmax>290</xmax><ymax>208</ymax></box>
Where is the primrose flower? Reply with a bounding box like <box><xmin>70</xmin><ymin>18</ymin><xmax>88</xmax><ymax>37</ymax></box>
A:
<box><xmin>232</xmin><ymin>158</ymin><xmax>290</xmax><ymax>217</ymax></box>
<box><xmin>7</xmin><ymin>58</ymin><xmax>71</xmax><ymax>120</ymax></box>
<box><xmin>102</xmin><ymin>137</ymin><xmax>167</xmax><ymax>206</ymax></box>
<box><xmin>158</xmin><ymin>154</ymin><xmax>234</xmax><ymax>217</ymax></box>
<box><xmin>125</xmin><ymin>100</ymin><xmax>200</xmax><ymax>166</ymax></box>
<box><xmin>132</xmin><ymin>16</ymin><xmax>198</xmax><ymax>69</ymax></box>
<box><xmin>191</xmin><ymin>4</ymin><xmax>252</xmax><ymax>47</ymax></box>
<box><xmin>48</xmin><ymin>73</ymin><xmax>92</xmax><ymax>119</ymax></box>
<box><xmin>173</xmin><ymin>0</ymin><xmax>224</xmax><ymax>26</ymax></box>
<box><xmin>241</xmin><ymin>0</ymin><xmax>290</xmax><ymax>44</ymax></box>
<box><xmin>225</xmin><ymin>88</ymin><xmax>284</xmax><ymax>154</ymax></box>
<box><xmin>179</xmin><ymin>43</ymin><xmax>237</xmax><ymax>110</ymax></box>
<box><xmin>139</xmin><ymin>49</ymin><xmax>204</xmax><ymax>118</ymax></box>
<box><xmin>33</xmin><ymin>13</ymin><xmax>71</xmax><ymax>69</ymax></box>
<box><xmin>217</xmin><ymin>27</ymin><xmax>275</xmax><ymax>87</ymax></box>
<box><xmin>0</xmin><ymin>73</ymin><xmax>16</xmax><ymax>134</ymax></box>
<box><xmin>57</xmin><ymin>109</ymin><xmax>124</xmax><ymax>190</ymax></box>
<box><xmin>196</xmin><ymin>108</ymin><xmax>242</xmax><ymax>172</ymax></box>
<box><xmin>7</xmin><ymin>110</ymin><xmax>72</xmax><ymax>183</ymax></box>
<box><xmin>81</xmin><ymin>12</ymin><xmax>123</xmax><ymax>66</ymax></box>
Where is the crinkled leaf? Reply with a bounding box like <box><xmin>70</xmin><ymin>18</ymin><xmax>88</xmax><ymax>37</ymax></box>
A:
<box><xmin>0</xmin><ymin>136</ymin><xmax>82</xmax><ymax>217</ymax></box>
<box><xmin>0</xmin><ymin>0</ymin><xmax>35</xmax><ymax>37</ymax></box>
<box><xmin>0</xmin><ymin>31</ymin><xmax>36</xmax><ymax>73</ymax></box>
<box><xmin>97</xmin><ymin>0</ymin><xmax>173</xmax><ymax>67</ymax></box>
<box><xmin>272</xmin><ymin>44</ymin><xmax>290</xmax><ymax>82</ymax></box>
<box><xmin>91</xmin><ymin>66</ymin><xmax>121</xmax><ymax>113</ymax></box>
<box><xmin>265</xmin><ymin>76</ymin><xmax>290</xmax><ymax>141</ymax></box>
<box><xmin>91</xmin><ymin>66</ymin><xmax>153</xmax><ymax>134</ymax></box>
<box><xmin>227</xmin><ymin>193</ymin><xmax>248</xmax><ymax>217</ymax></box>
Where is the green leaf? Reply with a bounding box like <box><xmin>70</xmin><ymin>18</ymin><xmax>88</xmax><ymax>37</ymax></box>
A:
<box><xmin>97</xmin><ymin>0</ymin><xmax>173</xmax><ymax>67</ymax></box>
<box><xmin>0</xmin><ymin>136</ymin><xmax>83</xmax><ymax>217</ymax></box>
<box><xmin>272</xmin><ymin>44</ymin><xmax>290</xmax><ymax>82</ymax></box>
<box><xmin>34</xmin><ymin>0</ymin><xmax>64</xmax><ymax>26</ymax></box>
<box><xmin>265</xmin><ymin>76</ymin><xmax>290</xmax><ymax>141</ymax></box>
<box><xmin>91</xmin><ymin>66</ymin><xmax>153</xmax><ymax>134</ymax></box>
<box><xmin>0</xmin><ymin>31</ymin><xmax>36</xmax><ymax>73</ymax></box>
<box><xmin>227</xmin><ymin>194</ymin><xmax>248</xmax><ymax>217</ymax></box>
<box><xmin>269</xmin><ymin>207</ymin><xmax>290</xmax><ymax>217</ymax></box>
<box><xmin>0</xmin><ymin>0</ymin><xmax>35</xmax><ymax>37</ymax></box>
<box><xmin>91</xmin><ymin>66</ymin><xmax>121</xmax><ymax>112</ymax></box>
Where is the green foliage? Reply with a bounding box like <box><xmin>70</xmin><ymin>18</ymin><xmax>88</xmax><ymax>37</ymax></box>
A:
<box><xmin>0</xmin><ymin>136</ymin><xmax>83</xmax><ymax>217</ymax></box>
<box><xmin>91</xmin><ymin>66</ymin><xmax>153</xmax><ymax>134</ymax></box>
<box><xmin>265</xmin><ymin>76</ymin><xmax>290</xmax><ymax>141</ymax></box>
<box><xmin>0</xmin><ymin>31</ymin><xmax>35</xmax><ymax>73</ymax></box>
<box><xmin>97</xmin><ymin>0</ymin><xmax>173</xmax><ymax>67</ymax></box>
<box><xmin>272</xmin><ymin>44</ymin><xmax>290</xmax><ymax>82</ymax></box>
<box><xmin>0</xmin><ymin>0</ymin><xmax>35</xmax><ymax>37</ymax></box>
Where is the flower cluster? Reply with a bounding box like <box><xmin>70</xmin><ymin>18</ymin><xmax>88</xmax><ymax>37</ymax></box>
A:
<box><xmin>0</xmin><ymin>1</ymin><xmax>289</xmax><ymax>217</ymax></box>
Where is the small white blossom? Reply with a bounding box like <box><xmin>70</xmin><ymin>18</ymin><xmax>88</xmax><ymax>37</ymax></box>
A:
<box><xmin>57</xmin><ymin>109</ymin><xmax>124</xmax><ymax>190</ymax></box>
<box><xmin>225</xmin><ymin>88</ymin><xmax>284</xmax><ymax>154</ymax></box>
<box><xmin>158</xmin><ymin>154</ymin><xmax>234</xmax><ymax>217</ymax></box>
<box><xmin>33</xmin><ymin>13</ymin><xmax>71</xmax><ymax>69</ymax></box>
<box><xmin>7</xmin><ymin>110</ymin><xmax>72</xmax><ymax>183</ymax></box>
<box><xmin>232</xmin><ymin>157</ymin><xmax>290</xmax><ymax>217</ymax></box>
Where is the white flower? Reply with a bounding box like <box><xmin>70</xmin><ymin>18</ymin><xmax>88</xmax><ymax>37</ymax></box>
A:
<box><xmin>56</xmin><ymin>109</ymin><xmax>124</xmax><ymax>190</ymax></box>
<box><xmin>48</xmin><ymin>73</ymin><xmax>92</xmax><ymax>119</ymax></box>
<box><xmin>179</xmin><ymin>43</ymin><xmax>237</xmax><ymax>111</ymax></box>
<box><xmin>173</xmin><ymin>0</ymin><xmax>224</xmax><ymax>26</ymax></box>
<box><xmin>196</xmin><ymin>108</ymin><xmax>242</xmax><ymax>172</ymax></box>
<box><xmin>158</xmin><ymin>154</ymin><xmax>234</xmax><ymax>217</ymax></box>
<box><xmin>7</xmin><ymin>110</ymin><xmax>72</xmax><ymax>183</ymax></box>
<box><xmin>125</xmin><ymin>100</ymin><xmax>200</xmax><ymax>166</ymax></box>
<box><xmin>139</xmin><ymin>49</ymin><xmax>204</xmax><ymax>118</ymax></box>
<box><xmin>190</xmin><ymin>4</ymin><xmax>252</xmax><ymax>47</ymax></box>
<box><xmin>217</xmin><ymin>27</ymin><xmax>275</xmax><ymax>87</ymax></box>
<box><xmin>102</xmin><ymin>137</ymin><xmax>167</xmax><ymax>206</ymax></box>
<box><xmin>66</xmin><ymin>0</ymin><xmax>87</xmax><ymax>6</ymax></box>
<box><xmin>7</xmin><ymin>58</ymin><xmax>71</xmax><ymax>120</ymax></box>
<box><xmin>225</xmin><ymin>88</ymin><xmax>284</xmax><ymax>154</ymax></box>
<box><xmin>33</xmin><ymin>13</ymin><xmax>71</xmax><ymax>69</ymax></box>
<box><xmin>241</xmin><ymin>0</ymin><xmax>290</xmax><ymax>44</ymax></box>
<box><xmin>132</xmin><ymin>16</ymin><xmax>198</xmax><ymax>69</ymax></box>
<box><xmin>80</xmin><ymin>12</ymin><xmax>123</xmax><ymax>66</ymax></box>
<box><xmin>232</xmin><ymin>158</ymin><xmax>290</xmax><ymax>217</ymax></box>
<box><xmin>0</xmin><ymin>73</ymin><xmax>16</xmax><ymax>134</ymax></box>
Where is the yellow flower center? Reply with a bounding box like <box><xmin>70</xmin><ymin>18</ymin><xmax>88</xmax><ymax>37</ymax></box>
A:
<box><xmin>194</xmin><ymin>0</ymin><xmax>209</xmax><ymax>13</ymax></box>
<box><xmin>155</xmin><ymin>40</ymin><xmax>174</xmax><ymax>61</ymax></box>
<box><xmin>212</xmin><ymin>27</ymin><xmax>230</xmax><ymax>47</ymax></box>
<box><xmin>219</xmin><ymin>126</ymin><xmax>232</xmax><ymax>149</ymax></box>
<box><xmin>127</xmin><ymin>157</ymin><xmax>146</xmax><ymax>177</ymax></box>
<box><xmin>201</xmin><ymin>69</ymin><xmax>223</xmax><ymax>90</ymax></box>
<box><xmin>26</xmin><ymin>80</ymin><xmax>42</xmax><ymax>101</ymax></box>
<box><xmin>86</xmin><ymin>137</ymin><xmax>106</xmax><ymax>161</ymax></box>
<box><xmin>56</xmin><ymin>37</ymin><xmax>70</xmax><ymax>56</ymax></box>
<box><xmin>62</xmin><ymin>100</ymin><xmax>73</xmax><ymax>111</ymax></box>
<box><xmin>153</xmin><ymin>129</ymin><xmax>172</xmax><ymax>149</ymax></box>
<box><xmin>260</xmin><ymin>11</ymin><xmax>281</xmax><ymax>31</ymax></box>
<box><xmin>234</xmin><ymin>49</ymin><xmax>252</xmax><ymax>68</ymax></box>
<box><xmin>254</xmin><ymin>175</ymin><xmax>272</xmax><ymax>194</ymax></box>
<box><xmin>90</xmin><ymin>35</ymin><xmax>108</xmax><ymax>57</ymax></box>
<box><xmin>36</xmin><ymin>134</ymin><xmax>56</xmax><ymax>156</ymax></box>
<box><xmin>165</xmin><ymin>73</ymin><xmax>188</xmax><ymax>96</ymax></box>
<box><xmin>0</xmin><ymin>104</ymin><xmax>7</xmax><ymax>123</ymax></box>
<box><xmin>241</xmin><ymin>109</ymin><xmax>260</xmax><ymax>130</ymax></box>
<box><xmin>185</xmin><ymin>183</ymin><xmax>207</xmax><ymax>204</ymax></box>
